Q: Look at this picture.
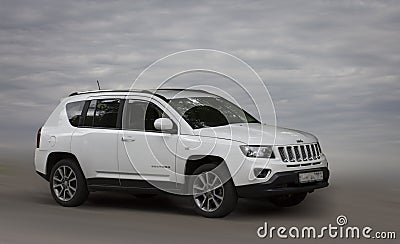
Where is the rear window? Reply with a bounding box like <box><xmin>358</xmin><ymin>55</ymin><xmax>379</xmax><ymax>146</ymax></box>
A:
<box><xmin>66</xmin><ymin>101</ymin><xmax>85</xmax><ymax>127</ymax></box>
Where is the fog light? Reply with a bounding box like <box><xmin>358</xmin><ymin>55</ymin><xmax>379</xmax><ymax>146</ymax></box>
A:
<box><xmin>254</xmin><ymin>168</ymin><xmax>271</xmax><ymax>178</ymax></box>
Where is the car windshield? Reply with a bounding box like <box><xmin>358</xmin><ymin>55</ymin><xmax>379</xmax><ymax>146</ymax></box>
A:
<box><xmin>168</xmin><ymin>96</ymin><xmax>260</xmax><ymax>129</ymax></box>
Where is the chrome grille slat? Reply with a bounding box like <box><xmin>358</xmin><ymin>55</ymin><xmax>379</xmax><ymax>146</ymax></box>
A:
<box><xmin>306</xmin><ymin>145</ymin><xmax>313</xmax><ymax>160</ymax></box>
<box><xmin>315</xmin><ymin>143</ymin><xmax>320</xmax><ymax>159</ymax></box>
<box><xmin>279</xmin><ymin>143</ymin><xmax>323</xmax><ymax>163</ymax></box>
<box><xmin>286</xmin><ymin>146</ymin><xmax>295</xmax><ymax>162</ymax></box>
<box><xmin>311</xmin><ymin>144</ymin><xmax>317</xmax><ymax>160</ymax></box>
<box><xmin>293</xmin><ymin>146</ymin><xmax>302</xmax><ymax>161</ymax></box>
<box><xmin>300</xmin><ymin>145</ymin><xmax>307</xmax><ymax>161</ymax></box>
<box><xmin>278</xmin><ymin>147</ymin><xmax>288</xmax><ymax>162</ymax></box>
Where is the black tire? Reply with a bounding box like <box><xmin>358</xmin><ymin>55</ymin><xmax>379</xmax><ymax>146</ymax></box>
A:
<box><xmin>189</xmin><ymin>164</ymin><xmax>237</xmax><ymax>218</ymax></box>
<box><xmin>269</xmin><ymin>192</ymin><xmax>307</xmax><ymax>207</ymax></box>
<box><xmin>132</xmin><ymin>194</ymin><xmax>157</xmax><ymax>199</ymax></box>
<box><xmin>49</xmin><ymin>158</ymin><xmax>89</xmax><ymax>207</ymax></box>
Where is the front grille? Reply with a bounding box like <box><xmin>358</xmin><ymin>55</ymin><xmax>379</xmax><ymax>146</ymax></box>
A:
<box><xmin>278</xmin><ymin>143</ymin><xmax>322</xmax><ymax>163</ymax></box>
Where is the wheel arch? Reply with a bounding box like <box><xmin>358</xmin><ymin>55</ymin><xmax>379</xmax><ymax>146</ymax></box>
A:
<box><xmin>45</xmin><ymin>152</ymin><xmax>81</xmax><ymax>181</ymax></box>
<box><xmin>184</xmin><ymin>155</ymin><xmax>229</xmax><ymax>175</ymax></box>
<box><xmin>184</xmin><ymin>155</ymin><xmax>234</xmax><ymax>189</ymax></box>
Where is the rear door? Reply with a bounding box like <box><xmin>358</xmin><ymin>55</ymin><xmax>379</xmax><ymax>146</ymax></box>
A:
<box><xmin>71</xmin><ymin>98</ymin><xmax>123</xmax><ymax>186</ymax></box>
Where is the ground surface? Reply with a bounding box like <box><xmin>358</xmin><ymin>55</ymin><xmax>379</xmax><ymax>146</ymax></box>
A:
<box><xmin>0</xmin><ymin>159</ymin><xmax>398</xmax><ymax>244</ymax></box>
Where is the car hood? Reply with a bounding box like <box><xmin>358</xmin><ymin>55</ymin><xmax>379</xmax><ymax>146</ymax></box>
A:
<box><xmin>193</xmin><ymin>123</ymin><xmax>318</xmax><ymax>145</ymax></box>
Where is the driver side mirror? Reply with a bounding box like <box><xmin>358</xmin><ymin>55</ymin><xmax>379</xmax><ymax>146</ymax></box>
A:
<box><xmin>154</xmin><ymin>118</ymin><xmax>174</xmax><ymax>132</ymax></box>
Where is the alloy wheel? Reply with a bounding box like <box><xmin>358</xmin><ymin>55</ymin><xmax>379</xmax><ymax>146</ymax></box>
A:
<box><xmin>52</xmin><ymin>165</ymin><xmax>77</xmax><ymax>202</ymax></box>
<box><xmin>193</xmin><ymin>171</ymin><xmax>224</xmax><ymax>212</ymax></box>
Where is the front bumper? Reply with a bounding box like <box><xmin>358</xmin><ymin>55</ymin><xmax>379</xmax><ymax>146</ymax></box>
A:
<box><xmin>236</xmin><ymin>167</ymin><xmax>329</xmax><ymax>198</ymax></box>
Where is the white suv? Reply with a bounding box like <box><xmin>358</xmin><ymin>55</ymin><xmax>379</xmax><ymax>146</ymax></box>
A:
<box><xmin>35</xmin><ymin>89</ymin><xmax>329</xmax><ymax>218</ymax></box>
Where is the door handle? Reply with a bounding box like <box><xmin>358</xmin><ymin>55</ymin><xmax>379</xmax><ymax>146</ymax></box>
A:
<box><xmin>121</xmin><ymin>137</ymin><xmax>135</xmax><ymax>142</ymax></box>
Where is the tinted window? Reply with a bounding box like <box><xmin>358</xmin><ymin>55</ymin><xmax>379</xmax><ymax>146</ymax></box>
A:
<box><xmin>66</xmin><ymin>101</ymin><xmax>85</xmax><ymax>127</ymax></box>
<box><xmin>123</xmin><ymin>100</ymin><xmax>168</xmax><ymax>131</ymax></box>
<box><xmin>83</xmin><ymin>100</ymin><xmax>96</xmax><ymax>127</ymax></box>
<box><xmin>83</xmin><ymin>99</ymin><xmax>121</xmax><ymax>128</ymax></box>
<box><xmin>168</xmin><ymin>97</ymin><xmax>259</xmax><ymax>129</ymax></box>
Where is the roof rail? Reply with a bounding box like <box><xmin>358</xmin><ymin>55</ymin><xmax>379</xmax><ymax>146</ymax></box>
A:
<box><xmin>68</xmin><ymin>89</ymin><xmax>144</xmax><ymax>97</ymax></box>
<box><xmin>68</xmin><ymin>88</ymin><xmax>210</xmax><ymax>97</ymax></box>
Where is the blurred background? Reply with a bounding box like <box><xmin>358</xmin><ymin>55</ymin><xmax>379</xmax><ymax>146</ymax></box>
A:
<box><xmin>0</xmin><ymin>0</ymin><xmax>399</xmax><ymax>243</ymax></box>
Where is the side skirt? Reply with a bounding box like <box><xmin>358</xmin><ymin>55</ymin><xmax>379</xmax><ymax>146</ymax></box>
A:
<box><xmin>86</xmin><ymin>178</ymin><xmax>184</xmax><ymax>195</ymax></box>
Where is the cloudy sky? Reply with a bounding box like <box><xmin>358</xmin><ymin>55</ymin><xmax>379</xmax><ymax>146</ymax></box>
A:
<box><xmin>0</xmin><ymin>0</ymin><xmax>399</xmax><ymax>176</ymax></box>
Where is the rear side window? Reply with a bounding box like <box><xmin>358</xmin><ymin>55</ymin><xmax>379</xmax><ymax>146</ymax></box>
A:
<box><xmin>83</xmin><ymin>99</ymin><xmax>121</xmax><ymax>129</ymax></box>
<box><xmin>66</xmin><ymin>101</ymin><xmax>85</xmax><ymax>127</ymax></box>
<box><xmin>83</xmin><ymin>100</ymin><xmax>96</xmax><ymax>127</ymax></box>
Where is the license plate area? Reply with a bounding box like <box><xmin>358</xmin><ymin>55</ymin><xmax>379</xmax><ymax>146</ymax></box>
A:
<box><xmin>299</xmin><ymin>171</ymin><xmax>324</xmax><ymax>183</ymax></box>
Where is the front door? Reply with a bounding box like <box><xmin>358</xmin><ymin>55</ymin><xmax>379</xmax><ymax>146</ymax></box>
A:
<box><xmin>117</xmin><ymin>99</ymin><xmax>178</xmax><ymax>189</ymax></box>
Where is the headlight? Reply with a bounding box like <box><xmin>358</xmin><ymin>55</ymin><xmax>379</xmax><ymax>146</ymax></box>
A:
<box><xmin>240</xmin><ymin>145</ymin><xmax>275</xmax><ymax>158</ymax></box>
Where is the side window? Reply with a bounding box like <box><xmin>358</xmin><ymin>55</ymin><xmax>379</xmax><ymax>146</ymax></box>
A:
<box><xmin>83</xmin><ymin>100</ymin><xmax>96</xmax><ymax>127</ymax></box>
<box><xmin>123</xmin><ymin>100</ymin><xmax>171</xmax><ymax>132</ymax></box>
<box><xmin>66</xmin><ymin>101</ymin><xmax>85</xmax><ymax>127</ymax></box>
<box><xmin>83</xmin><ymin>99</ymin><xmax>121</xmax><ymax>128</ymax></box>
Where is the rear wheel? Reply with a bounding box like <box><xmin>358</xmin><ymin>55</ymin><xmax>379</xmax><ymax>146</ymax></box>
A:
<box><xmin>190</xmin><ymin>164</ymin><xmax>237</xmax><ymax>218</ymax></box>
<box><xmin>269</xmin><ymin>192</ymin><xmax>307</xmax><ymax>207</ymax></box>
<box><xmin>49</xmin><ymin>159</ymin><xmax>89</xmax><ymax>207</ymax></box>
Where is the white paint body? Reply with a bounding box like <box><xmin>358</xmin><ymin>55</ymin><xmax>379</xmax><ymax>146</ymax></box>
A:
<box><xmin>34</xmin><ymin>90</ymin><xmax>328</xmax><ymax>188</ymax></box>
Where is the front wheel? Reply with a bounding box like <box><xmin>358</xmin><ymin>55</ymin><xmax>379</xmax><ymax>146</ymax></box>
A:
<box><xmin>190</xmin><ymin>164</ymin><xmax>237</xmax><ymax>218</ymax></box>
<box><xmin>49</xmin><ymin>159</ymin><xmax>89</xmax><ymax>207</ymax></box>
<box><xmin>269</xmin><ymin>192</ymin><xmax>307</xmax><ymax>207</ymax></box>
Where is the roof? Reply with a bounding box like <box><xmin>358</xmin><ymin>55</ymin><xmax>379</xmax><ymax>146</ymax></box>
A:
<box><xmin>68</xmin><ymin>88</ymin><xmax>216</xmax><ymax>100</ymax></box>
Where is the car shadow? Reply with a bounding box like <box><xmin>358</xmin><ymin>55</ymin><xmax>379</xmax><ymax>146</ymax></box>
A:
<box><xmin>76</xmin><ymin>191</ymin><xmax>331</xmax><ymax>219</ymax></box>
<box><xmin>83</xmin><ymin>191</ymin><xmax>195</xmax><ymax>216</ymax></box>
<box><xmin>28</xmin><ymin>184</ymin><xmax>334</xmax><ymax>220</ymax></box>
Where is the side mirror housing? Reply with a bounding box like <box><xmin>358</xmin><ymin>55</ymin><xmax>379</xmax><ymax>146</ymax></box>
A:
<box><xmin>154</xmin><ymin>118</ymin><xmax>174</xmax><ymax>132</ymax></box>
